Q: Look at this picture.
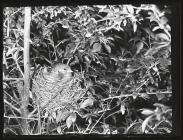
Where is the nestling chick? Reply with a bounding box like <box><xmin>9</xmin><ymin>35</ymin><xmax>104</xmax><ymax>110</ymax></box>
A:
<box><xmin>43</xmin><ymin>64</ymin><xmax>73</xmax><ymax>84</ymax></box>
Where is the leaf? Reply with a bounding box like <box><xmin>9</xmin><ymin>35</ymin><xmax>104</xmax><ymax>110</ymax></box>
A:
<box><xmin>66</xmin><ymin>113</ymin><xmax>76</xmax><ymax>129</ymax></box>
<box><xmin>62</xmin><ymin>24</ymin><xmax>69</xmax><ymax>29</ymax></box>
<box><xmin>126</xmin><ymin>65</ymin><xmax>140</xmax><ymax>74</ymax></box>
<box><xmin>91</xmin><ymin>43</ymin><xmax>102</xmax><ymax>53</ymax></box>
<box><xmin>80</xmin><ymin>98</ymin><xmax>94</xmax><ymax>109</ymax></box>
<box><xmin>126</xmin><ymin>5</ymin><xmax>134</xmax><ymax>14</ymax></box>
<box><xmin>152</xmin><ymin>26</ymin><xmax>161</xmax><ymax>32</ymax></box>
<box><xmin>133</xmin><ymin>22</ymin><xmax>137</xmax><ymax>32</ymax></box>
<box><xmin>165</xmin><ymin>24</ymin><xmax>171</xmax><ymax>31</ymax></box>
<box><xmin>156</xmin><ymin>92</ymin><xmax>166</xmax><ymax>101</ymax></box>
<box><xmin>84</xmin><ymin>55</ymin><xmax>91</xmax><ymax>63</ymax></box>
<box><xmin>107</xmin><ymin>37</ymin><xmax>114</xmax><ymax>41</ymax></box>
<box><xmin>136</xmin><ymin>41</ymin><xmax>144</xmax><ymax>55</ymax></box>
<box><xmin>142</xmin><ymin>115</ymin><xmax>154</xmax><ymax>133</ymax></box>
<box><xmin>155</xmin><ymin>33</ymin><xmax>170</xmax><ymax>41</ymax></box>
<box><xmin>158</xmin><ymin>58</ymin><xmax>171</xmax><ymax>67</ymax></box>
<box><xmin>113</xmin><ymin>18</ymin><xmax>122</xmax><ymax>26</ymax></box>
<box><xmin>120</xmin><ymin>104</ymin><xmax>126</xmax><ymax>115</ymax></box>
<box><xmin>5</xmin><ymin>38</ymin><xmax>12</xmax><ymax>44</ymax></box>
<box><xmin>152</xmin><ymin>66</ymin><xmax>158</xmax><ymax>72</ymax></box>
<box><xmin>88</xmin><ymin>117</ymin><xmax>92</xmax><ymax>124</ymax></box>
<box><xmin>141</xmin><ymin>109</ymin><xmax>154</xmax><ymax>115</ymax></box>
<box><xmin>48</xmin><ymin>115</ymin><xmax>54</xmax><ymax>123</ymax></box>
<box><xmin>56</xmin><ymin>110</ymin><xmax>62</xmax><ymax>123</ymax></box>
<box><xmin>144</xmin><ymin>47</ymin><xmax>158</xmax><ymax>56</ymax></box>
<box><xmin>70</xmin><ymin>56</ymin><xmax>79</xmax><ymax>66</ymax></box>
<box><xmin>99</xmin><ymin>9</ymin><xmax>111</xmax><ymax>13</ymax></box>
<box><xmin>146</xmin><ymin>14</ymin><xmax>159</xmax><ymax>23</ymax></box>
<box><xmin>96</xmin><ymin>5</ymin><xmax>107</xmax><ymax>9</ymax></box>
<box><xmin>160</xmin><ymin>16</ymin><xmax>168</xmax><ymax>25</ymax></box>
<box><xmin>62</xmin><ymin>20</ymin><xmax>70</xmax><ymax>28</ymax></box>
<box><xmin>13</xmin><ymin>48</ymin><xmax>21</xmax><ymax>60</ymax></box>
<box><xmin>52</xmin><ymin>111</ymin><xmax>56</xmax><ymax>119</ymax></box>
<box><xmin>123</xmin><ymin>19</ymin><xmax>127</xmax><ymax>26</ymax></box>
<box><xmin>57</xmin><ymin>126</ymin><xmax>62</xmax><ymax>134</ymax></box>
<box><xmin>104</xmin><ymin>44</ymin><xmax>111</xmax><ymax>53</ymax></box>
<box><xmin>44</xmin><ymin>111</ymin><xmax>49</xmax><ymax>118</ymax></box>
<box><xmin>85</xmin><ymin>32</ymin><xmax>92</xmax><ymax>37</ymax></box>
<box><xmin>6</xmin><ymin>47</ymin><xmax>17</xmax><ymax>57</ymax></box>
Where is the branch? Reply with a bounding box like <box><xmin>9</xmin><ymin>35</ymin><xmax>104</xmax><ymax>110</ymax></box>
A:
<box><xmin>20</xmin><ymin>7</ymin><xmax>32</xmax><ymax>135</ymax></box>
<box><xmin>89</xmin><ymin>112</ymin><xmax>105</xmax><ymax>134</ymax></box>
<box><xmin>3</xmin><ymin>78</ymin><xmax>24</xmax><ymax>81</ymax></box>
<box><xmin>4</xmin><ymin>99</ymin><xmax>21</xmax><ymax>114</ymax></box>
<box><xmin>4</xmin><ymin>115</ymin><xmax>38</xmax><ymax>121</ymax></box>
<box><xmin>102</xmin><ymin>91</ymin><xmax>172</xmax><ymax>101</ymax></box>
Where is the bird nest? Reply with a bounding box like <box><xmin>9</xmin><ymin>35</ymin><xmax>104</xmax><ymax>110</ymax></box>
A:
<box><xmin>32</xmin><ymin>69</ymin><xmax>87</xmax><ymax>121</ymax></box>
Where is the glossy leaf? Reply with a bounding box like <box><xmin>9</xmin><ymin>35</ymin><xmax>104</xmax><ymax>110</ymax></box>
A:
<box><xmin>120</xmin><ymin>104</ymin><xmax>126</xmax><ymax>115</ymax></box>
<box><xmin>156</xmin><ymin>92</ymin><xmax>166</xmax><ymax>101</ymax></box>
<box><xmin>160</xmin><ymin>16</ymin><xmax>168</xmax><ymax>25</ymax></box>
<box><xmin>66</xmin><ymin>113</ymin><xmax>77</xmax><ymax>129</ymax></box>
<box><xmin>136</xmin><ymin>41</ymin><xmax>144</xmax><ymax>55</ymax></box>
<box><xmin>57</xmin><ymin>126</ymin><xmax>62</xmax><ymax>134</ymax></box>
<box><xmin>91</xmin><ymin>43</ymin><xmax>102</xmax><ymax>53</ymax></box>
<box><xmin>104</xmin><ymin>44</ymin><xmax>111</xmax><ymax>54</ymax></box>
<box><xmin>142</xmin><ymin>115</ymin><xmax>154</xmax><ymax>133</ymax></box>
<box><xmin>80</xmin><ymin>98</ymin><xmax>94</xmax><ymax>109</ymax></box>
<box><xmin>133</xmin><ymin>22</ymin><xmax>137</xmax><ymax>32</ymax></box>
<box><xmin>52</xmin><ymin>111</ymin><xmax>56</xmax><ymax>119</ymax></box>
<box><xmin>141</xmin><ymin>109</ymin><xmax>154</xmax><ymax>115</ymax></box>
<box><xmin>126</xmin><ymin>5</ymin><xmax>134</xmax><ymax>14</ymax></box>
<box><xmin>155</xmin><ymin>33</ymin><xmax>170</xmax><ymax>41</ymax></box>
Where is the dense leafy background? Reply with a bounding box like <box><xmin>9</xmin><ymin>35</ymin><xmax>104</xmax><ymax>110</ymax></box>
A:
<box><xmin>3</xmin><ymin>5</ymin><xmax>172</xmax><ymax>135</ymax></box>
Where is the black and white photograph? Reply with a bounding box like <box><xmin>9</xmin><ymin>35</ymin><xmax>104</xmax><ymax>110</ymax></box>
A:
<box><xmin>2</xmin><ymin>4</ymin><xmax>178</xmax><ymax>136</ymax></box>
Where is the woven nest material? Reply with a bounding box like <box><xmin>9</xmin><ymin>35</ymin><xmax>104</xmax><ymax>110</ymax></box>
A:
<box><xmin>32</xmin><ymin>68</ymin><xmax>86</xmax><ymax>121</ymax></box>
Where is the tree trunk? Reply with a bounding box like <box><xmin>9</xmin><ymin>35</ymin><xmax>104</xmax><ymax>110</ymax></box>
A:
<box><xmin>20</xmin><ymin>7</ymin><xmax>31</xmax><ymax>135</ymax></box>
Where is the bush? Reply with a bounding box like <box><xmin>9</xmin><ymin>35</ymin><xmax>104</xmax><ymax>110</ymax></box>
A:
<box><xmin>3</xmin><ymin>4</ymin><xmax>172</xmax><ymax>135</ymax></box>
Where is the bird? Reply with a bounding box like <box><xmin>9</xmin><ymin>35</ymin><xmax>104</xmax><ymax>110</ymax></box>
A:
<box><xmin>42</xmin><ymin>63</ymin><xmax>73</xmax><ymax>84</ymax></box>
<box><xmin>32</xmin><ymin>64</ymin><xmax>75</xmax><ymax>114</ymax></box>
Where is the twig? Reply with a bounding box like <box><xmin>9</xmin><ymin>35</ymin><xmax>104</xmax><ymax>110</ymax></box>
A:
<box><xmin>4</xmin><ymin>90</ymin><xmax>20</xmax><ymax>106</ymax></box>
<box><xmin>134</xmin><ymin>79</ymin><xmax>149</xmax><ymax>93</ymax></box>
<box><xmin>3</xmin><ymin>78</ymin><xmax>24</xmax><ymax>81</ymax></box>
<box><xmin>104</xmin><ymin>110</ymin><xmax>120</xmax><ymax>120</ymax></box>
<box><xmin>28</xmin><ymin>108</ymin><xmax>38</xmax><ymax>118</ymax></box>
<box><xmin>89</xmin><ymin>112</ymin><xmax>105</xmax><ymax>134</ymax></box>
<box><xmin>37</xmin><ymin>101</ymin><xmax>42</xmax><ymax>134</ymax></box>
<box><xmin>4</xmin><ymin>115</ymin><xmax>38</xmax><ymax>120</ymax></box>
<box><xmin>3</xmin><ymin>8</ymin><xmax>22</xmax><ymax>28</ymax></box>
<box><xmin>15</xmin><ymin>60</ymin><xmax>24</xmax><ymax>78</ymax></box>
<box><xmin>102</xmin><ymin>94</ymin><xmax>133</xmax><ymax>101</ymax></box>
<box><xmin>102</xmin><ymin>91</ymin><xmax>171</xmax><ymax>101</ymax></box>
<box><xmin>4</xmin><ymin>99</ymin><xmax>21</xmax><ymax>114</ymax></box>
<box><xmin>146</xmin><ymin>91</ymin><xmax>172</xmax><ymax>95</ymax></box>
<box><xmin>4</xmin><ymin>128</ymin><xmax>18</xmax><ymax>135</ymax></box>
<box><xmin>7</xmin><ymin>15</ymin><xmax>10</xmax><ymax>37</ymax></box>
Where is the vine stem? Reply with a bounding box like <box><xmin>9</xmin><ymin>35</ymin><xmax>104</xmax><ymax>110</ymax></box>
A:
<box><xmin>89</xmin><ymin>112</ymin><xmax>105</xmax><ymax>134</ymax></box>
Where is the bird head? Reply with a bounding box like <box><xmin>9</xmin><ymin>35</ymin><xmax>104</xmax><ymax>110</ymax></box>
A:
<box><xmin>50</xmin><ymin>64</ymin><xmax>73</xmax><ymax>83</ymax></box>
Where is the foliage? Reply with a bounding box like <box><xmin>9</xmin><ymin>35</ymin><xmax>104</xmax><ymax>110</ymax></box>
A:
<box><xmin>3</xmin><ymin>4</ymin><xmax>172</xmax><ymax>135</ymax></box>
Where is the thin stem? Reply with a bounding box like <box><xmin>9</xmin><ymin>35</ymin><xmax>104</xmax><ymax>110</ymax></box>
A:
<box><xmin>4</xmin><ymin>115</ymin><xmax>38</xmax><ymax>120</ymax></box>
<box><xmin>4</xmin><ymin>99</ymin><xmax>21</xmax><ymax>114</ymax></box>
<box><xmin>89</xmin><ymin>112</ymin><xmax>105</xmax><ymax>134</ymax></box>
